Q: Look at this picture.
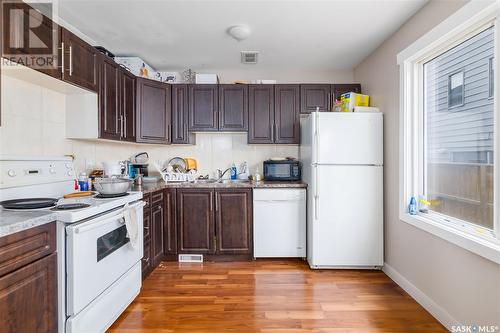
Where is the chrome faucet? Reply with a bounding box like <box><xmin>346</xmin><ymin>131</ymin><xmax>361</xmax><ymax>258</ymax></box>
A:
<box><xmin>216</xmin><ymin>168</ymin><xmax>232</xmax><ymax>182</ymax></box>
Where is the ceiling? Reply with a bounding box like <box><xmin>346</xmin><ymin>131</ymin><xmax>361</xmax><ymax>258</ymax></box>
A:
<box><xmin>58</xmin><ymin>0</ymin><xmax>427</xmax><ymax>72</ymax></box>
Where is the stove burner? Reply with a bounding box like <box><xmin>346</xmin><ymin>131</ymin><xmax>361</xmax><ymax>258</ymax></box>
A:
<box><xmin>0</xmin><ymin>198</ymin><xmax>58</xmax><ymax>210</ymax></box>
<box><xmin>51</xmin><ymin>203</ymin><xmax>91</xmax><ymax>211</ymax></box>
<box><xmin>94</xmin><ymin>192</ymin><xmax>130</xmax><ymax>199</ymax></box>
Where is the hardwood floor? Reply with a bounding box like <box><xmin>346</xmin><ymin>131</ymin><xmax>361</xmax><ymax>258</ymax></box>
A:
<box><xmin>108</xmin><ymin>260</ymin><xmax>447</xmax><ymax>333</ymax></box>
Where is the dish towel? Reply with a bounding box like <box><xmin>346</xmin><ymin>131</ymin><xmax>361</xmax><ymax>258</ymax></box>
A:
<box><xmin>123</xmin><ymin>203</ymin><xmax>139</xmax><ymax>248</ymax></box>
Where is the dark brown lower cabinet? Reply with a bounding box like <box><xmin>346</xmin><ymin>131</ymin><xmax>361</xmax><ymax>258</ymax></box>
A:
<box><xmin>177</xmin><ymin>188</ymin><xmax>252</xmax><ymax>256</ymax></box>
<box><xmin>177</xmin><ymin>189</ymin><xmax>214</xmax><ymax>254</ymax></box>
<box><xmin>163</xmin><ymin>189</ymin><xmax>177</xmax><ymax>255</ymax></box>
<box><xmin>151</xmin><ymin>193</ymin><xmax>165</xmax><ymax>267</ymax></box>
<box><xmin>0</xmin><ymin>223</ymin><xmax>57</xmax><ymax>333</ymax></box>
<box><xmin>215</xmin><ymin>189</ymin><xmax>252</xmax><ymax>255</ymax></box>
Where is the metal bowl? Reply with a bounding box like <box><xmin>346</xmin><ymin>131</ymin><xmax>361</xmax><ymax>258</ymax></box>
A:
<box><xmin>94</xmin><ymin>177</ymin><xmax>132</xmax><ymax>195</ymax></box>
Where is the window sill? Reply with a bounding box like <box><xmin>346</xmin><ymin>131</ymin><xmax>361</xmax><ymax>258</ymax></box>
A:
<box><xmin>400</xmin><ymin>213</ymin><xmax>500</xmax><ymax>264</ymax></box>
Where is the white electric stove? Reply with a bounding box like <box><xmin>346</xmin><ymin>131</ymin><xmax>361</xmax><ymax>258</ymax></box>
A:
<box><xmin>0</xmin><ymin>156</ymin><xmax>144</xmax><ymax>333</ymax></box>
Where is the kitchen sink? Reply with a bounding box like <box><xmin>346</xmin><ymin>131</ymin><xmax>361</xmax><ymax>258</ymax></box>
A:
<box><xmin>220</xmin><ymin>179</ymin><xmax>251</xmax><ymax>184</ymax></box>
<box><xmin>195</xmin><ymin>179</ymin><xmax>218</xmax><ymax>183</ymax></box>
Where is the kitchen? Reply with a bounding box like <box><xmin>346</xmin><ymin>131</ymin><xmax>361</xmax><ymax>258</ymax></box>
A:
<box><xmin>0</xmin><ymin>1</ymin><xmax>499</xmax><ymax>333</ymax></box>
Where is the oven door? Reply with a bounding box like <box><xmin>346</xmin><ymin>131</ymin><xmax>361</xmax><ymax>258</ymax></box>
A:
<box><xmin>65</xmin><ymin>201</ymin><xmax>144</xmax><ymax>316</ymax></box>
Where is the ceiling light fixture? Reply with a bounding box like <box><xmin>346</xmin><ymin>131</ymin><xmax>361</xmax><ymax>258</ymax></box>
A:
<box><xmin>228</xmin><ymin>25</ymin><xmax>251</xmax><ymax>41</ymax></box>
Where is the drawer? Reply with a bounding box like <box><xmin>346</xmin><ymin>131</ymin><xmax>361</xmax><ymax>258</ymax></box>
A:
<box><xmin>0</xmin><ymin>222</ymin><xmax>56</xmax><ymax>277</ymax></box>
<box><xmin>151</xmin><ymin>190</ymin><xmax>164</xmax><ymax>205</ymax></box>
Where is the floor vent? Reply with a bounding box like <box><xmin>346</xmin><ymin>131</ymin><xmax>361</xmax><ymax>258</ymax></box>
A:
<box><xmin>178</xmin><ymin>254</ymin><xmax>203</xmax><ymax>263</ymax></box>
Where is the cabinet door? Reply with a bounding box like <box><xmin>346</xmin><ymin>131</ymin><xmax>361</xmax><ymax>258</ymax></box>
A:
<box><xmin>248</xmin><ymin>85</ymin><xmax>275</xmax><ymax>144</ymax></box>
<box><xmin>188</xmin><ymin>84</ymin><xmax>218</xmax><ymax>131</ymax></box>
<box><xmin>300</xmin><ymin>84</ymin><xmax>331</xmax><ymax>113</ymax></box>
<box><xmin>121</xmin><ymin>70</ymin><xmax>136</xmax><ymax>142</ymax></box>
<box><xmin>177</xmin><ymin>189</ymin><xmax>214</xmax><ymax>254</ymax></box>
<box><xmin>151</xmin><ymin>191</ymin><xmax>165</xmax><ymax>267</ymax></box>
<box><xmin>0</xmin><ymin>253</ymin><xmax>57</xmax><ymax>333</ymax></box>
<box><xmin>163</xmin><ymin>189</ymin><xmax>177</xmax><ymax>255</ymax></box>
<box><xmin>171</xmin><ymin>84</ymin><xmax>193</xmax><ymax>144</ymax></box>
<box><xmin>61</xmin><ymin>28</ymin><xmax>98</xmax><ymax>92</ymax></box>
<box><xmin>136</xmin><ymin>78</ymin><xmax>171</xmax><ymax>144</ymax></box>
<box><xmin>99</xmin><ymin>55</ymin><xmax>121</xmax><ymax>140</ymax></box>
<box><xmin>218</xmin><ymin>84</ymin><xmax>248</xmax><ymax>131</ymax></box>
<box><xmin>332</xmin><ymin>83</ymin><xmax>361</xmax><ymax>101</ymax></box>
<box><xmin>215</xmin><ymin>189</ymin><xmax>252</xmax><ymax>255</ymax></box>
<box><xmin>275</xmin><ymin>84</ymin><xmax>300</xmax><ymax>144</ymax></box>
<box><xmin>1</xmin><ymin>3</ymin><xmax>61</xmax><ymax>79</ymax></box>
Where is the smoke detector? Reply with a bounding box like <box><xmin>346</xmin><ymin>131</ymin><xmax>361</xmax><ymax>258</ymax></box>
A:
<box><xmin>241</xmin><ymin>51</ymin><xmax>259</xmax><ymax>64</ymax></box>
<box><xmin>228</xmin><ymin>25</ymin><xmax>251</xmax><ymax>41</ymax></box>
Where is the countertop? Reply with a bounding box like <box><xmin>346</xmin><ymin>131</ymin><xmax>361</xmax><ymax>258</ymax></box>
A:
<box><xmin>0</xmin><ymin>210</ymin><xmax>57</xmax><ymax>237</ymax></box>
<box><xmin>131</xmin><ymin>180</ymin><xmax>307</xmax><ymax>194</ymax></box>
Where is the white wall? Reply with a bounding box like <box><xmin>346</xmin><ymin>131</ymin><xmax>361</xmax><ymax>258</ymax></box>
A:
<box><xmin>354</xmin><ymin>0</ymin><xmax>500</xmax><ymax>329</ymax></box>
<box><xmin>0</xmin><ymin>73</ymin><xmax>325</xmax><ymax>177</ymax></box>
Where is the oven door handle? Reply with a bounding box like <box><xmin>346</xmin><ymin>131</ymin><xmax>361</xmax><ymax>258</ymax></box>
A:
<box><xmin>72</xmin><ymin>201</ymin><xmax>145</xmax><ymax>235</ymax></box>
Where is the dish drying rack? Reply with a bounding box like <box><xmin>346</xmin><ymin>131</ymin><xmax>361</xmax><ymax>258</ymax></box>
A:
<box><xmin>154</xmin><ymin>163</ymin><xmax>196</xmax><ymax>183</ymax></box>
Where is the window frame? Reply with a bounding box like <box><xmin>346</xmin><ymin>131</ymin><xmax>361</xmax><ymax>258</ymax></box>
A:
<box><xmin>447</xmin><ymin>70</ymin><xmax>465</xmax><ymax>108</ymax></box>
<box><xmin>398</xmin><ymin>1</ymin><xmax>500</xmax><ymax>264</ymax></box>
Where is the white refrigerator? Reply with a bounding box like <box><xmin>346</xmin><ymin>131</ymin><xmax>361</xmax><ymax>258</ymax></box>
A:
<box><xmin>300</xmin><ymin>112</ymin><xmax>384</xmax><ymax>268</ymax></box>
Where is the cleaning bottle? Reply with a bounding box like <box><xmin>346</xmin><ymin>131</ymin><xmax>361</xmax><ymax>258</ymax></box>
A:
<box><xmin>409</xmin><ymin>197</ymin><xmax>417</xmax><ymax>215</ymax></box>
<box><xmin>230</xmin><ymin>163</ymin><xmax>237</xmax><ymax>180</ymax></box>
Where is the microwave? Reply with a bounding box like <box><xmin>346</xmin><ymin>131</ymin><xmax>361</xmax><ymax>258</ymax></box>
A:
<box><xmin>263</xmin><ymin>159</ymin><xmax>301</xmax><ymax>181</ymax></box>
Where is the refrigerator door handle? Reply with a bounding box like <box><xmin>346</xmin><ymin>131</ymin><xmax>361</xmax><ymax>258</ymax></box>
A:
<box><xmin>314</xmin><ymin>112</ymin><xmax>319</xmax><ymax>163</ymax></box>
<box><xmin>314</xmin><ymin>165</ymin><xmax>319</xmax><ymax>221</ymax></box>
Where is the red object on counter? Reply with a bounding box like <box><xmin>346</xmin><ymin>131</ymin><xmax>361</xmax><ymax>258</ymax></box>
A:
<box><xmin>74</xmin><ymin>179</ymin><xmax>79</xmax><ymax>191</ymax></box>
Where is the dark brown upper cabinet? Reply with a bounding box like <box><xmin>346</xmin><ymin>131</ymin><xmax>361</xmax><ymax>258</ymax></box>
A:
<box><xmin>177</xmin><ymin>189</ymin><xmax>214</xmax><ymax>254</ymax></box>
<box><xmin>121</xmin><ymin>70</ymin><xmax>136</xmax><ymax>142</ymax></box>
<box><xmin>300</xmin><ymin>84</ymin><xmax>331</xmax><ymax>113</ymax></box>
<box><xmin>61</xmin><ymin>28</ymin><xmax>99</xmax><ymax>92</ymax></box>
<box><xmin>274</xmin><ymin>84</ymin><xmax>300</xmax><ymax>144</ymax></box>
<box><xmin>171</xmin><ymin>84</ymin><xmax>194</xmax><ymax>144</ymax></box>
<box><xmin>99</xmin><ymin>57</ymin><xmax>136</xmax><ymax>142</ymax></box>
<box><xmin>332</xmin><ymin>83</ymin><xmax>361</xmax><ymax>102</ymax></box>
<box><xmin>218</xmin><ymin>85</ymin><xmax>248</xmax><ymax>131</ymax></box>
<box><xmin>248</xmin><ymin>84</ymin><xmax>275</xmax><ymax>144</ymax></box>
<box><xmin>136</xmin><ymin>78</ymin><xmax>171</xmax><ymax>144</ymax></box>
<box><xmin>215</xmin><ymin>189</ymin><xmax>252</xmax><ymax>255</ymax></box>
<box><xmin>99</xmin><ymin>55</ymin><xmax>121</xmax><ymax>140</ymax></box>
<box><xmin>188</xmin><ymin>84</ymin><xmax>218</xmax><ymax>131</ymax></box>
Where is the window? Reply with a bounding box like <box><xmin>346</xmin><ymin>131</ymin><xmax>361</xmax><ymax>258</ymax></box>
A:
<box><xmin>398</xmin><ymin>1</ymin><xmax>500</xmax><ymax>263</ymax></box>
<box><xmin>424</xmin><ymin>27</ymin><xmax>494</xmax><ymax>230</ymax></box>
<box><xmin>448</xmin><ymin>71</ymin><xmax>464</xmax><ymax>107</ymax></box>
<box><xmin>489</xmin><ymin>57</ymin><xmax>494</xmax><ymax>98</ymax></box>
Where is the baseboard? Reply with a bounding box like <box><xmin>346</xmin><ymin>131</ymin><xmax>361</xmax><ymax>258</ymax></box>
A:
<box><xmin>383</xmin><ymin>263</ymin><xmax>459</xmax><ymax>332</ymax></box>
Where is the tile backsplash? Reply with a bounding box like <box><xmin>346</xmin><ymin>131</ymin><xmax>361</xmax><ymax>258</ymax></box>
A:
<box><xmin>0</xmin><ymin>75</ymin><xmax>298</xmax><ymax>177</ymax></box>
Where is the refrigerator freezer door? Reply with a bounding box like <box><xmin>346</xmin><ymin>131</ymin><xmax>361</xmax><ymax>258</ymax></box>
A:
<box><xmin>315</xmin><ymin>112</ymin><xmax>383</xmax><ymax>165</ymax></box>
<box><xmin>310</xmin><ymin>164</ymin><xmax>383</xmax><ymax>267</ymax></box>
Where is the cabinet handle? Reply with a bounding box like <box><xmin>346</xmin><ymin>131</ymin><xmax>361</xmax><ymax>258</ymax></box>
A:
<box><xmin>213</xmin><ymin>236</ymin><xmax>217</xmax><ymax>252</ymax></box>
<box><xmin>184</xmin><ymin>123</ymin><xmax>188</xmax><ymax>138</ymax></box>
<box><xmin>119</xmin><ymin>115</ymin><xmax>124</xmax><ymax>138</ymax></box>
<box><xmin>210</xmin><ymin>192</ymin><xmax>213</xmax><ymax>211</ymax></box>
<box><xmin>273</xmin><ymin>124</ymin><xmax>277</xmax><ymax>142</ymax></box>
<box><xmin>215</xmin><ymin>193</ymin><xmax>219</xmax><ymax>211</ymax></box>
<box><xmin>69</xmin><ymin>45</ymin><xmax>73</xmax><ymax>76</ymax></box>
<box><xmin>270</xmin><ymin>124</ymin><xmax>274</xmax><ymax>141</ymax></box>
<box><xmin>327</xmin><ymin>93</ymin><xmax>331</xmax><ymax>111</ymax></box>
<box><xmin>123</xmin><ymin>114</ymin><xmax>127</xmax><ymax>138</ymax></box>
<box><xmin>60</xmin><ymin>42</ymin><xmax>65</xmax><ymax>75</ymax></box>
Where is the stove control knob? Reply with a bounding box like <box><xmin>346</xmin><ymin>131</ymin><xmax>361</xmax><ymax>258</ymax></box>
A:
<box><xmin>49</xmin><ymin>168</ymin><xmax>56</xmax><ymax>174</ymax></box>
<box><xmin>7</xmin><ymin>169</ymin><xmax>16</xmax><ymax>177</ymax></box>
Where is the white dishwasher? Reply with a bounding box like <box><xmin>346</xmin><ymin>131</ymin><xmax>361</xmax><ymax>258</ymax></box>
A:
<box><xmin>253</xmin><ymin>188</ymin><xmax>306</xmax><ymax>257</ymax></box>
